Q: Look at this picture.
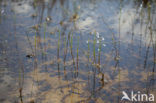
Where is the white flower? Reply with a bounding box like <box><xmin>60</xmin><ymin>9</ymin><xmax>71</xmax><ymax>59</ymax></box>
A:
<box><xmin>102</xmin><ymin>37</ymin><xmax>104</xmax><ymax>41</ymax></box>
<box><xmin>96</xmin><ymin>32</ymin><xmax>100</xmax><ymax>38</ymax></box>
<box><xmin>98</xmin><ymin>48</ymin><xmax>100</xmax><ymax>51</ymax></box>
<box><xmin>1</xmin><ymin>10</ymin><xmax>4</xmax><ymax>14</ymax></box>
<box><xmin>86</xmin><ymin>40</ymin><xmax>89</xmax><ymax>44</ymax></box>
<box><xmin>139</xmin><ymin>3</ymin><xmax>143</xmax><ymax>12</ymax></box>
<box><xmin>103</xmin><ymin>44</ymin><xmax>106</xmax><ymax>47</ymax></box>
<box><xmin>140</xmin><ymin>3</ymin><xmax>143</xmax><ymax>8</ymax></box>
<box><xmin>97</xmin><ymin>40</ymin><xmax>99</xmax><ymax>44</ymax></box>
<box><xmin>121</xmin><ymin>10</ymin><xmax>124</xmax><ymax>13</ymax></box>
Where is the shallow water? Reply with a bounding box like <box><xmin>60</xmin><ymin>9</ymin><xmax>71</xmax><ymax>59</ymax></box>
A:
<box><xmin>0</xmin><ymin>0</ymin><xmax>156</xmax><ymax>103</ymax></box>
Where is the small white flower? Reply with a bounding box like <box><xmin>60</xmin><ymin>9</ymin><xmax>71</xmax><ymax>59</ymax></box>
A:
<box><xmin>102</xmin><ymin>37</ymin><xmax>104</xmax><ymax>41</ymax></box>
<box><xmin>97</xmin><ymin>40</ymin><xmax>99</xmax><ymax>44</ymax></box>
<box><xmin>96</xmin><ymin>32</ymin><xmax>100</xmax><ymax>38</ymax></box>
<box><xmin>1</xmin><ymin>10</ymin><xmax>4</xmax><ymax>14</ymax></box>
<box><xmin>98</xmin><ymin>48</ymin><xmax>100</xmax><ymax>51</ymax></box>
<box><xmin>103</xmin><ymin>44</ymin><xmax>106</xmax><ymax>47</ymax></box>
<box><xmin>140</xmin><ymin>3</ymin><xmax>143</xmax><ymax>8</ymax></box>
<box><xmin>139</xmin><ymin>4</ymin><xmax>143</xmax><ymax>12</ymax></box>
<box><xmin>86</xmin><ymin>40</ymin><xmax>89</xmax><ymax>44</ymax></box>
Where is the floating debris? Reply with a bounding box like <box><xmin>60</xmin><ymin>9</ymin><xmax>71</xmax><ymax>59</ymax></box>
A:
<box><xmin>59</xmin><ymin>21</ymin><xmax>64</xmax><ymax>26</ymax></box>
<box><xmin>114</xmin><ymin>56</ymin><xmax>120</xmax><ymax>61</ymax></box>
<box><xmin>26</xmin><ymin>54</ymin><xmax>34</xmax><ymax>58</ymax></box>
<box><xmin>70</xmin><ymin>14</ymin><xmax>79</xmax><ymax>21</ymax></box>
<box><xmin>46</xmin><ymin>16</ymin><xmax>52</xmax><ymax>22</ymax></box>
<box><xmin>111</xmin><ymin>87</ymin><xmax>116</xmax><ymax>90</ymax></box>
<box><xmin>29</xmin><ymin>99</ymin><xmax>35</xmax><ymax>103</ymax></box>
<box><xmin>42</xmin><ymin>52</ymin><xmax>48</xmax><ymax>55</ymax></box>
<box><xmin>18</xmin><ymin>3</ymin><xmax>22</xmax><ymax>6</ymax></box>
<box><xmin>100</xmin><ymin>73</ymin><xmax>104</xmax><ymax>82</ymax></box>
<box><xmin>90</xmin><ymin>31</ymin><xmax>95</xmax><ymax>35</ymax></box>
<box><xmin>31</xmin><ymin>24</ymin><xmax>40</xmax><ymax>31</ymax></box>
<box><xmin>77</xmin><ymin>5</ymin><xmax>80</xmax><ymax>10</ymax></box>
<box><xmin>31</xmin><ymin>13</ymin><xmax>37</xmax><ymax>18</ymax></box>
<box><xmin>50</xmin><ymin>31</ymin><xmax>54</xmax><ymax>35</ymax></box>
<box><xmin>90</xmin><ymin>32</ymin><xmax>93</xmax><ymax>35</ymax></box>
<box><xmin>93</xmin><ymin>63</ymin><xmax>101</xmax><ymax>68</ymax></box>
<box><xmin>57</xmin><ymin>58</ymin><xmax>62</xmax><ymax>63</ymax></box>
<box><xmin>73</xmin><ymin>14</ymin><xmax>79</xmax><ymax>20</ymax></box>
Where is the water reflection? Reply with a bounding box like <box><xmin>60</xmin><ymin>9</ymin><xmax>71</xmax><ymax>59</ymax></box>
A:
<box><xmin>0</xmin><ymin>0</ymin><xmax>156</xmax><ymax>103</ymax></box>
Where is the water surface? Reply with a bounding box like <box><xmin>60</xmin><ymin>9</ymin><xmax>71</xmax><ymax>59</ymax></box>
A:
<box><xmin>0</xmin><ymin>0</ymin><xmax>156</xmax><ymax>103</ymax></box>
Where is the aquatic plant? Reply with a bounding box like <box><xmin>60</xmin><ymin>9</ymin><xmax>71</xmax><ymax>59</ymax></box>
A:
<box><xmin>44</xmin><ymin>22</ymin><xmax>47</xmax><ymax>41</ymax></box>
<box><xmin>87</xmin><ymin>39</ymin><xmax>90</xmax><ymax>63</ymax></box>
<box><xmin>57</xmin><ymin>29</ymin><xmax>61</xmax><ymax>63</ymax></box>
<box><xmin>70</xmin><ymin>32</ymin><xmax>76</xmax><ymax>70</ymax></box>
<box><xmin>70</xmin><ymin>32</ymin><xmax>73</xmax><ymax>50</ymax></box>
<box><xmin>63</xmin><ymin>36</ymin><xmax>67</xmax><ymax>64</ymax></box>
<box><xmin>93</xmin><ymin>32</ymin><xmax>96</xmax><ymax>63</ymax></box>
<box><xmin>98</xmin><ymin>39</ymin><xmax>102</xmax><ymax>66</ymax></box>
<box><xmin>35</xmin><ymin>30</ymin><xmax>37</xmax><ymax>50</ymax></box>
<box><xmin>76</xmin><ymin>36</ymin><xmax>79</xmax><ymax>74</ymax></box>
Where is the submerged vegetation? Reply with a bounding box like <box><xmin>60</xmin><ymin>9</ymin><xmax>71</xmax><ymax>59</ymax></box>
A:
<box><xmin>0</xmin><ymin>0</ymin><xmax>156</xmax><ymax>103</ymax></box>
